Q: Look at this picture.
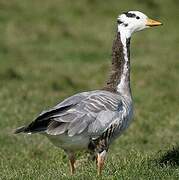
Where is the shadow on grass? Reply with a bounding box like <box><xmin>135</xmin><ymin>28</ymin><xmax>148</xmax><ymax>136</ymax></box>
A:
<box><xmin>158</xmin><ymin>146</ymin><xmax>179</xmax><ymax>167</ymax></box>
<box><xmin>0</xmin><ymin>68</ymin><xmax>23</xmax><ymax>81</ymax></box>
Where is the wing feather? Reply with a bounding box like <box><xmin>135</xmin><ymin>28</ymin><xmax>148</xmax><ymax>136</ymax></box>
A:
<box><xmin>46</xmin><ymin>91</ymin><xmax>122</xmax><ymax>137</ymax></box>
<box><xmin>87</xmin><ymin>111</ymin><xmax>118</xmax><ymax>135</ymax></box>
<box><xmin>21</xmin><ymin>92</ymin><xmax>90</xmax><ymax>133</ymax></box>
<box><xmin>21</xmin><ymin>90</ymin><xmax>124</xmax><ymax>138</ymax></box>
<box><xmin>47</xmin><ymin>121</ymin><xmax>69</xmax><ymax>135</ymax></box>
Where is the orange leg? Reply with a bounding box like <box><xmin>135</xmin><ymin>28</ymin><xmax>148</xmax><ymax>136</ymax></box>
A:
<box><xmin>68</xmin><ymin>153</ymin><xmax>76</xmax><ymax>175</ymax></box>
<box><xmin>97</xmin><ymin>150</ymin><xmax>107</xmax><ymax>175</ymax></box>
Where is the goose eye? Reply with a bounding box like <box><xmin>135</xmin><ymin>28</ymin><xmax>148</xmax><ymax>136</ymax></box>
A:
<box><xmin>117</xmin><ymin>19</ymin><xmax>122</xmax><ymax>24</ymax></box>
<box><xmin>136</xmin><ymin>16</ymin><xmax>140</xmax><ymax>19</ymax></box>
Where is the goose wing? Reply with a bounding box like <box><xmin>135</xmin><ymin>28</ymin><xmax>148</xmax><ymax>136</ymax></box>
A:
<box><xmin>19</xmin><ymin>90</ymin><xmax>124</xmax><ymax>138</ymax></box>
<box><xmin>19</xmin><ymin>91</ymin><xmax>91</xmax><ymax>133</ymax></box>
<box><xmin>46</xmin><ymin>90</ymin><xmax>123</xmax><ymax>137</ymax></box>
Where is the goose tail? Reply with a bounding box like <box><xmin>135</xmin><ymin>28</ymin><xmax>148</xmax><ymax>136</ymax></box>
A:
<box><xmin>14</xmin><ymin>126</ymin><xmax>26</xmax><ymax>134</ymax></box>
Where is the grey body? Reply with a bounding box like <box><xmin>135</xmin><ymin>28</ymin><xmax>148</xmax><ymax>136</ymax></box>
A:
<box><xmin>18</xmin><ymin>90</ymin><xmax>133</xmax><ymax>152</ymax></box>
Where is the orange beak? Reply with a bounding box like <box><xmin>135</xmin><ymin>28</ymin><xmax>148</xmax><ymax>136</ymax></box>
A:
<box><xmin>146</xmin><ymin>18</ymin><xmax>162</xmax><ymax>27</ymax></box>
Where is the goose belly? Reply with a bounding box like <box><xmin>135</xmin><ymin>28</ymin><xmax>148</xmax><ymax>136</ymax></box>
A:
<box><xmin>46</xmin><ymin>133</ymin><xmax>90</xmax><ymax>151</ymax></box>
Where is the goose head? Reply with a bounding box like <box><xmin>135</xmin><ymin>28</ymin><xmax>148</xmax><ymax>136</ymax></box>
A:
<box><xmin>117</xmin><ymin>11</ymin><xmax>162</xmax><ymax>38</ymax></box>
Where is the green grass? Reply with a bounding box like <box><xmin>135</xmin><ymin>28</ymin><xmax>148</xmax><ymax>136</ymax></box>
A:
<box><xmin>0</xmin><ymin>0</ymin><xmax>179</xmax><ymax>179</ymax></box>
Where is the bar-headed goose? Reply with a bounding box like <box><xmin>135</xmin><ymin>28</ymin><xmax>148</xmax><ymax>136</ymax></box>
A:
<box><xmin>15</xmin><ymin>11</ymin><xmax>162</xmax><ymax>175</ymax></box>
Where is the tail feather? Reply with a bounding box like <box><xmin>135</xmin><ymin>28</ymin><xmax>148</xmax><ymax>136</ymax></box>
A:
<box><xmin>14</xmin><ymin>122</ymin><xmax>48</xmax><ymax>134</ymax></box>
<box><xmin>14</xmin><ymin>126</ymin><xmax>26</xmax><ymax>134</ymax></box>
<box><xmin>14</xmin><ymin>118</ymin><xmax>50</xmax><ymax>134</ymax></box>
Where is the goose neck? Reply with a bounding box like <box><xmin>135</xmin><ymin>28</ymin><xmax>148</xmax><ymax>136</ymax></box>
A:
<box><xmin>104</xmin><ymin>27</ymin><xmax>132</xmax><ymax>98</ymax></box>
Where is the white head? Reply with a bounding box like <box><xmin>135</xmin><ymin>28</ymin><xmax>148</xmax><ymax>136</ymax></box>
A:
<box><xmin>117</xmin><ymin>11</ymin><xmax>162</xmax><ymax>38</ymax></box>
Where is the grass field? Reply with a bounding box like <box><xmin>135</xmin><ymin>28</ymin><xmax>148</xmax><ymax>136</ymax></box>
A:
<box><xmin>0</xmin><ymin>0</ymin><xmax>179</xmax><ymax>179</ymax></box>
